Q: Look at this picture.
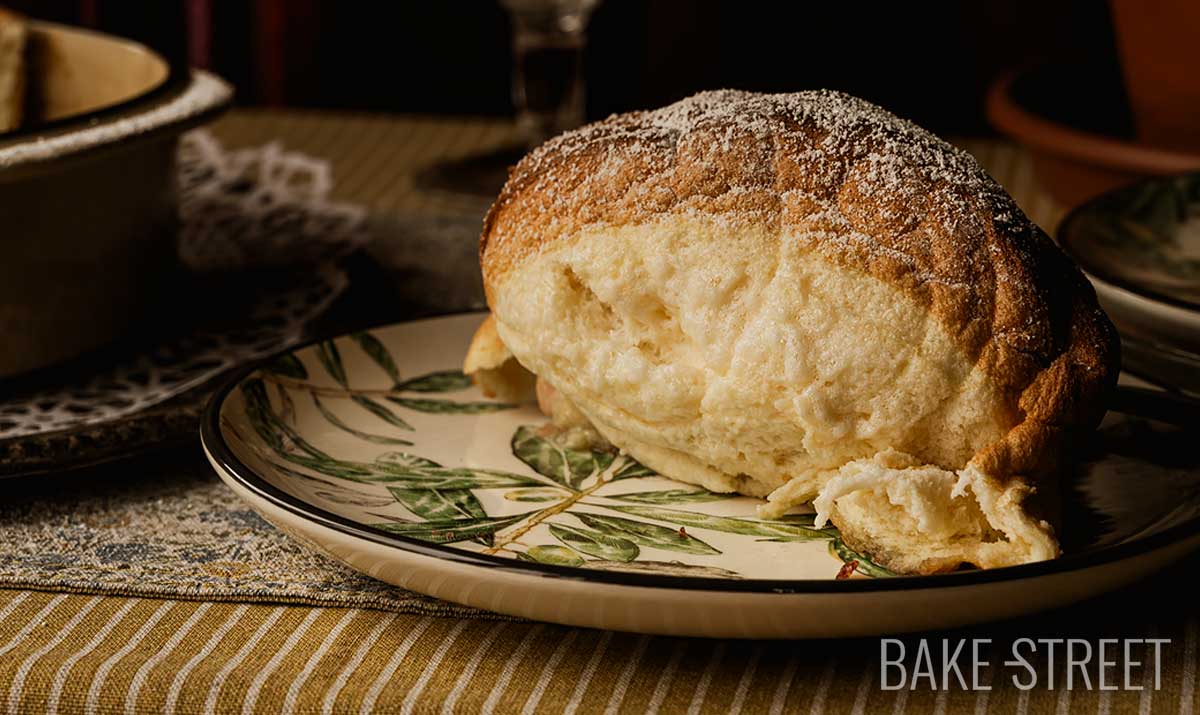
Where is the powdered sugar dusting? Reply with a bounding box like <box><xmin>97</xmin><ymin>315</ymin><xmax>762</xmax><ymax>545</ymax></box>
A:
<box><xmin>523</xmin><ymin>89</ymin><xmax>1002</xmax><ymax>203</ymax></box>
<box><xmin>484</xmin><ymin>89</ymin><xmax>1116</xmax><ymax>415</ymax></box>
<box><xmin>483</xmin><ymin>89</ymin><xmax>1119</xmax><ymax>512</ymax></box>
<box><xmin>502</xmin><ymin>90</ymin><xmax>1032</xmax><ymax>269</ymax></box>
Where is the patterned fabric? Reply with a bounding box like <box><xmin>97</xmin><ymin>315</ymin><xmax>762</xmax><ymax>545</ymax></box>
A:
<box><xmin>178</xmin><ymin>131</ymin><xmax>367</xmax><ymax>271</ymax></box>
<box><xmin>0</xmin><ymin>453</ymin><xmax>487</xmax><ymax>618</ymax></box>
<box><xmin>0</xmin><ymin>114</ymin><xmax>1188</xmax><ymax>713</ymax></box>
<box><xmin>0</xmin><ymin>589</ymin><xmax>1196</xmax><ymax>714</ymax></box>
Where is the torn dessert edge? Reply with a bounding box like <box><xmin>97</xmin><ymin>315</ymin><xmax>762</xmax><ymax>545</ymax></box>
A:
<box><xmin>463</xmin><ymin>314</ymin><xmax>536</xmax><ymax>405</ymax></box>
<box><xmin>463</xmin><ymin>313</ymin><xmax>1060</xmax><ymax>575</ymax></box>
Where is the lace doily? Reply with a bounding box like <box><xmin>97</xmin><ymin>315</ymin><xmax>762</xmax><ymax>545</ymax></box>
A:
<box><xmin>178</xmin><ymin>131</ymin><xmax>367</xmax><ymax>270</ymax></box>
<box><xmin>0</xmin><ymin>131</ymin><xmax>364</xmax><ymax>439</ymax></box>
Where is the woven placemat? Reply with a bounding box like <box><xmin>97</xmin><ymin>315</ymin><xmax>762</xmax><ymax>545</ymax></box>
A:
<box><xmin>0</xmin><ymin>445</ymin><xmax>503</xmax><ymax>618</ymax></box>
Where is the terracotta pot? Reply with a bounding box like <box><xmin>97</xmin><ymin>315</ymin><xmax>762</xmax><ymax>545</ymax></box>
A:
<box><xmin>986</xmin><ymin>71</ymin><xmax>1200</xmax><ymax>208</ymax></box>
<box><xmin>1110</xmin><ymin>0</ymin><xmax>1200</xmax><ymax>152</ymax></box>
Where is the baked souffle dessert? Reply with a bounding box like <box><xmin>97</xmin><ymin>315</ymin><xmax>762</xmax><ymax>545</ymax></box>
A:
<box><xmin>0</xmin><ymin>6</ymin><xmax>26</xmax><ymax>133</ymax></box>
<box><xmin>466</xmin><ymin>90</ymin><xmax>1119</xmax><ymax>575</ymax></box>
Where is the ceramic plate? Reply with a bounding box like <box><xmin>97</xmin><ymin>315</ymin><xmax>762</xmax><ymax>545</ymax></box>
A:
<box><xmin>1059</xmin><ymin>172</ymin><xmax>1200</xmax><ymax>393</ymax></box>
<box><xmin>202</xmin><ymin>313</ymin><xmax>1200</xmax><ymax>638</ymax></box>
<box><xmin>1060</xmin><ymin>172</ymin><xmax>1200</xmax><ymax>311</ymax></box>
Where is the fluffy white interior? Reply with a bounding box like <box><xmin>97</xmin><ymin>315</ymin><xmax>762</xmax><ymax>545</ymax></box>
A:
<box><xmin>490</xmin><ymin>215</ymin><xmax>1056</xmax><ymax>571</ymax></box>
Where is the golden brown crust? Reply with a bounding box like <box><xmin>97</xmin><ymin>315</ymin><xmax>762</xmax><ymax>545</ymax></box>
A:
<box><xmin>463</xmin><ymin>314</ymin><xmax>509</xmax><ymax>375</ymax></box>
<box><xmin>463</xmin><ymin>315</ymin><xmax>536</xmax><ymax>403</ymax></box>
<box><xmin>480</xmin><ymin>90</ymin><xmax>1119</xmax><ymax>481</ymax></box>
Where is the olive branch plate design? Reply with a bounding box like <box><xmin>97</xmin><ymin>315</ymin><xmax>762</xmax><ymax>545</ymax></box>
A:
<box><xmin>203</xmin><ymin>313</ymin><xmax>1200</xmax><ymax>637</ymax></box>
<box><xmin>217</xmin><ymin>315</ymin><xmax>885</xmax><ymax>581</ymax></box>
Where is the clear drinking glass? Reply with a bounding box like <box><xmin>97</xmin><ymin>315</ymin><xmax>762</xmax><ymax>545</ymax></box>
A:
<box><xmin>501</xmin><ymin>0</ymin><xmax>600</xmax><ymax>149</ymax></box>
<box><xmin>414</xmin><ymin>0</ymin><xmax>600</xmax><ymax>198</ymax></box>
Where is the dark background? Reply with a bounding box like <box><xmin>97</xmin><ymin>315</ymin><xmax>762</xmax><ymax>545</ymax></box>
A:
<box><xmin>9</xmin><ymin>0</ymin><xmax>1122</xmax><ymax>136</ymax></box>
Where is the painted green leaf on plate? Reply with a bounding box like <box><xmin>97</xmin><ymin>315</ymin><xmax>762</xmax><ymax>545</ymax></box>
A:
<box><xmin>522</xmin><ymin>544</ymin><xmax>584</xmax><ymax>567</ymax></box>
<box><xmin>277</xmin><ymin>452</ymin><xmax>536</xmax><ymax>490</ymax></box>
<box><xmin>548</xmin><ymin>523</ymin><xmax>638</xmax><ymax>562</ymax></box>
<box><xmin>389</xmin><ymin>487</ymin><xmax>492</xmax><ymax>545</ymax></box>
<box><xmin>388</xmin><ymin>487</ymin><xmax>487</xmax><ymax>521</ymax></box>
<box><xmin>278</xmin><ymin>454</ymin><xmax>374</xmax><ymax>481</ymax></box>
<box><xmin>241</xmin><ymin>379</ymin><xmax>330</xmax><ymax>460</ymax></box>
<box><xmin>511</xmin><ymin>425</ymin><xmax>614</xmax><ymax>489</ymax></box>
<box><xmin>315</xmin><ymin>340</ymin><xmax>348</xmax><ymax>386</ymax></box>
<box><xmin>263</xmin><ymin>353</ymin><xmax>307</xmax><ymax>380</ymax></box>
<box><xmin>573</xmin><ymin>512</ymin><xmax>720</xmax><ymax>555</ymax></box>
<box><xmin>313</xmin><ymin>395</ymin><xmax>412</xmax><ymax>446</ymax></box>
<box><xmin>394</xmin><ymin>370</ymin><xmax>473</xmax><ymax>393</ymax></box>
<box><xmin>241</xmin><ymin>379</ymin><xmax>284</xmax><ymax>451</ymax></box>
<box><xmin>372</xmin><ymin>512</ymin><xmax>528</xmax><ymax>544</ymax></box>
<box><xmin>504</xmin><ymin>487</ymin><xmax>569</xmax><ymax>503</ymax></box>
<box><xmin>351</xmin><ymin>396</ymin><xmax>414</xmax><ymax>431</ymax></box>
<box><xmin>829</xmin><ymin>538</ymin><xmax>896</xmax><ymax>578</ymax></box>
<box><xmin>579</xmin><ymin>560</ymin><xmax>743</xmax><ymax>579</ymax></box>
<box><xmin>313</xmin><ymin>490</ymin><xmax>395</xmax><ymax>508</ymax></box>
<box><xmin>350</xmin><ymin>331</ymin><xmax>402</xmax><ymax>385</ymax></box>
<box><xmin>360</xmin><ymin>467</ymin><xmax>545</xmax><ymax>490</ymax></box>
<box><xmin>387</xmin><ymin>396</ymin><xmax>515</xmax><ymax>414</ymax></box>
<box><xmin>374</xmin><ymin>451</ymin><xmax>441</xmax><ymax>471</ymax></box>
<box><xmin>607</xmin><ymin>488</ymin><xmax>726</xmax><ymax>505</ymax></box>
<box><xmin>605</xmin><ymin>504</ymin><xmax>834</xmax><ymax>541</ymax></box>
<box><xmin>271</xmin><ymin>462</ymin><xmax>361</xmax><ymax>489</ymax></box>
<box><xmin>273</xmin><ymin>383</ymin><xmax>296</xmax><ymax>424</ymax></box>
<box><xmin>611</xmin><ymin>457</ymin><xmax>657</xmax><ymax>480</ymax></box>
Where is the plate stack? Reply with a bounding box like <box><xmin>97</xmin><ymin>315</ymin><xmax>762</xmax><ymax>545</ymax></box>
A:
<box><xmin>1059</xmin><ymin>173</ymin><xmax>1200</xmax><ymax>395</ymax></box>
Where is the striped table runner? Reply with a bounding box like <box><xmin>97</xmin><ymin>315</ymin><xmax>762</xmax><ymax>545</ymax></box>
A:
<box><xmin>1</xmin><ymin>589</ymin><xmax>1196</xmax><ymax>714</ymax></box>
<box><xmin>0</xmin><ymin>113</ymin><xmax>1194</xmax><ymax>713</ymax></box>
